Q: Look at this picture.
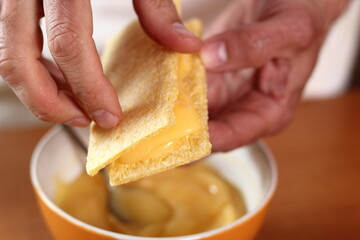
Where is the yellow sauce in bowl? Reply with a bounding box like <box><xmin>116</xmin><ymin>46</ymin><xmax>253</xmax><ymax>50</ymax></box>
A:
<box><xmin>55</xmin><ymin>162</ymin><xmax>246</xmax><ymax>237</ymax></box>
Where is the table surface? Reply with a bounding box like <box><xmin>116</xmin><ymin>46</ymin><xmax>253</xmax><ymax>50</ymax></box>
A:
<box><xmin>1</xmin><ymin>91</ymin><xmax>359</xmax><ymax>240</ymax></box>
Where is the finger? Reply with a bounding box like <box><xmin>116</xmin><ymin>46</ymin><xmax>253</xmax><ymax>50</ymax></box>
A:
<box><xmin>258</xmin><ymin>58</ymin><xmax>290</xmax><ymax>99</ymax></box>
<box><xmin>133</xmin><ymin>0</ymin><xmax>201</xmax><ymax>53</ymax></box>
<box><xmin>206</xmin><ymin>68</ymin><xmax>254</xmax><ymax>117</ymax></box>
<box><xmin>44</xmin><ymin>0</ymin><xmax>121</xmax><ymax>129</ymax></box>
<box><xmin>39</xmin><ymin>58</ymin><xmax>66</xmax><ymax>86</ymax></box>
<box><xmin>208</xmin><ymin>90</ymin><xmax>293</xmax><ymax>152</ymax></box>
<box><xmin>201</xmin><ymin>10</ymin><xmax>316</xmax><ymax>72</ymax></box>
<box><xmin>0</xmin><ymin>0</ymin><xmax>90</xmax><ymax>127</ymax></box>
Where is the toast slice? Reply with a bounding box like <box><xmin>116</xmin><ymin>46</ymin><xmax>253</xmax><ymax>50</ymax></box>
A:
<box><xmin>86</xmin><ymin>18</ymin><xmax>211</xmax><ymax>185</ymax></box>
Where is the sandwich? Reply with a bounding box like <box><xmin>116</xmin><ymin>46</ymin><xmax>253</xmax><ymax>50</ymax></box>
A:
<box><xmin>86</xmin><ymin>5</ymin><xmax>211</xmax><ymax>185</ymax></box>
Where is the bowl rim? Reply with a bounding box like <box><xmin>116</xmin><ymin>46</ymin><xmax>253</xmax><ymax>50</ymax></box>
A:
<box><xmin>30</xmin><ymin>125</ymin><xmax>278</xmax><ymax>240</ymax></box>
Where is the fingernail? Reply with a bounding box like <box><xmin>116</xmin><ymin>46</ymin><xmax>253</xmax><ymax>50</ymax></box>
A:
<box><xmin>92</xmin><ymin>110</ymin><xmax>119</xmax><ymax>129</ymax></box>
<box><xmin>65</xmin><ymin>117</ymin><xmax>90</xmax><ymax>127</ymax></box>
<box><xmin>201</xmin><ymin>41</ymin><xmax>227</xmax><ymax>69</ymax></box>
<box><xmin>172</xmin><ymin>22</ymin><xmax>196</xmax><ymax>38</ymax></box>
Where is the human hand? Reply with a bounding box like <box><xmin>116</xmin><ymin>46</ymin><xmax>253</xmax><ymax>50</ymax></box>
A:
<box><xmin>0</xmin><ymin>0</ymin><xmax>200</xmax><ymax>129</ymax></box>
<box><xmin>133</xmin><ymin>0</ymin><xmax>347</xmax><ymax>152</ymax></box>
<box><xmin>200</xmin><ymin>0</ymin><xmax>348</xmax><ymax>151</ymax></box>
<box><xmin>0</xmin><ymin>0</ymin><xmax>123</xmax><ymax>128</ymax></box>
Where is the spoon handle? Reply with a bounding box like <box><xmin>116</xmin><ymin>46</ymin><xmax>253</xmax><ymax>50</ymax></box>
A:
<box><xmin>62</xmin><ymin>124</ymin><xmax>88</xmax><ymax>154</ymax></box>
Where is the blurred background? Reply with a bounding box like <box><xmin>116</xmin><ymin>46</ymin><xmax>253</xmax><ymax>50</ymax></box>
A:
<box><xmin>0</xmin><ymin>0</ymin><xmax>359</xmax><ymax>130</ymax></box>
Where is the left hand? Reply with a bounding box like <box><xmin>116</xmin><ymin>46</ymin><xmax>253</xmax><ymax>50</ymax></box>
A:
<box><xmin>199</xmin><ymin>0</ymin><xmax>348</xmax><ymax>151</ymax></box>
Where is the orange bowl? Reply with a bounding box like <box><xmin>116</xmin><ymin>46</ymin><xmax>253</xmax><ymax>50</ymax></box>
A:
<box><xmin>31</xmin><ymin>126</ymin><xmax>277</xmax><ymax>240</ymax></box>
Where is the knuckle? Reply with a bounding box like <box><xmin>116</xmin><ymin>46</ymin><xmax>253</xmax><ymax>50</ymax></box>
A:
<box><xmin>34</xmin><ymin>110</ymin><xmax>57</xmax><ymax>122</ymax></box>
<box><xmin>240</xmin><ymin>29</ymin><xmax>267</xmax><ymax>64</ymax></box>
<box><xmin>30</xmin><ymin>100</ymin><xmax>58</xmax><ymax>123</ymax></box>
<box><xmin>145</xmin><ymin>0</ymin><xmax>173</xmax><ymax>10</ymax></box>
<box><xmin>288</xmin><ymin>10</ymin><xmax>318</xmax><ymax>47</ymax></box>
<box><xmin>47</xmin><ymin>21</ymin><xmax>83</xmax><ymax>60</ymax></box>
<box><xmin>22</xmin><ymin>86</ymin><xmax>60</xmax><ymax>123</ymax></box>
<box><xmin>245</xmin><ymin>30</ymin><xmax>264</xmax><ymax>52</ymax></box>
<box><xmin>0</xmin><ymin>20</ymin><xmax>24</xmax><ymax>81</ymax></box>
<box><xmin>72</xmin><ymin>84</ymin><xmax>99</xmax><ymax>108</ymax></box>
<box><xmin>0</xmin><ymin>45</ymin><xmax>23</xmax><ymax>81</ymax></box>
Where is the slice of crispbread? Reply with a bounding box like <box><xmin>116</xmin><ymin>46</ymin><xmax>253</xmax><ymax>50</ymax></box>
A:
<box><xmin>86</xmin><ymin>21</ymin><xmax>178</xmax><ymax>176</ymax></box>
<box><xmin>86</xmin><ymin>17</ymin><xmax>211</xmax><ymax>185</ymax></box>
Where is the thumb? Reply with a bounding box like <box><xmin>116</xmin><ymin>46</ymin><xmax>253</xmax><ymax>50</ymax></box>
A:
<box><xmin>133</xmin><ymin>0</ymin><xmax>201</xmax><ymax>53</ymax></box>
<box><xmin>200</xmin><ymin>11</ymin><xmax>316</xmax><ymax>72</ymax></box>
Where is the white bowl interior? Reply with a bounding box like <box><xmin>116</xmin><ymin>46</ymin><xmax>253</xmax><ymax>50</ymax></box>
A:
<box><xmin>31</xmin><ymin>126</ymin><xmax>277</xmax><ymax>240</ymax></box>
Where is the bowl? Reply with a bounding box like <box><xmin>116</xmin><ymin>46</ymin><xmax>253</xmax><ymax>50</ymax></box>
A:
<box><xmin>30</xmin><ymin>126</ymin><xmax>277</xmax><ymax>240</ymax></box>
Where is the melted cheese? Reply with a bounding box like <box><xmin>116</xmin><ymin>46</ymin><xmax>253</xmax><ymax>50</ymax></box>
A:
<box><xmin>114</xmin><ymin>57</ymin><xmax>201</xmax><ymax>164</ymax></box>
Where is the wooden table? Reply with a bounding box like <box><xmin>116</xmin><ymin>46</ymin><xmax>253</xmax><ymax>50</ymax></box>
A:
<box><xmin>1</xmin><ymin>91</ymin><xmax>359</xmax><ymax>240</ymax></box>
<box><xmin>260</xmin><ymin>90</ymin><xmax>360</xmax><ymax>240</ymax></box>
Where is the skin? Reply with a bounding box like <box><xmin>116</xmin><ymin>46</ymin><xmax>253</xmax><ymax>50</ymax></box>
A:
<box><xmin>200</xmin><ymin>0</ymin><xmax>349</xmax><ymax>151</ymax></box>
<box><xmin>0</xmin><ymin>0</ymin><xmax>348</xmax><ymax>151</ymax></box>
